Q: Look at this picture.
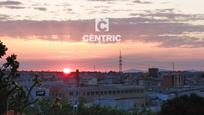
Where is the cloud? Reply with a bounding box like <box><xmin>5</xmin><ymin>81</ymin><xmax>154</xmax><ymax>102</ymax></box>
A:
<box><xmin>87</xmin><ymin>0</ymin><xmax>115</xmax><ymax>1</ymax></box>
<box><xmin>5</xmin><ymin>6</ymin><xmax>25</xmax><ymax>9</ymax></box>
<box><xmin>0</xmin><ymin>15</ymin><xmax>10</xmax><ymax>20</ymax></box>
<box><xmin>34</xmin><ymin>7</ymin><xmax>47</xmax><ymax>11</ymax></box>
<box><xmin>0</xmin><ymin>0</ymin><xmax>21</xmax><ymax>6</ymax></box>
<box><xmin>133</xmin><ymin>0</ymin><xmax>152</xmax><ymax>4</ymax></box>
<box><xmin>0</xmin><ymin>0</ymin><xmax>24</xmax><ymax>10</ymax></box>
<box><xmin>0</xmin><ymin>10</ymin><xmax>204</xmax><ymax>48</ymax></box>
<box><xmin>130</xmin><ymin>8</ymin><xmax>204</xmax><ymax>22</ymax></box>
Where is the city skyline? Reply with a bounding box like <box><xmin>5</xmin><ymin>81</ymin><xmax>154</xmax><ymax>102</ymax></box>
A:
<box><xmin>1</xmin><ymin>0</ymin><xmax>204</xmax><ymax>71</ymax></box>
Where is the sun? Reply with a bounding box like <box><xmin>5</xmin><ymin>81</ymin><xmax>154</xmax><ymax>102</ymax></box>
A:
<box><xmin>63</xmin><ymin>68</ymin><xmax>72</xmax><ymax>74</ymax></box>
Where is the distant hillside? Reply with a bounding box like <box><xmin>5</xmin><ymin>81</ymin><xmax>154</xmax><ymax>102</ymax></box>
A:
<box><xmin>124</xmin><ymin>69</ymin><xmax>145</xmax><ymax>73</ymax></box>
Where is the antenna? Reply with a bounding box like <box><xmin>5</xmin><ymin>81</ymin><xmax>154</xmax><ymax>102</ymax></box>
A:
<box><xmin>173</xmin><ymin>62</ymin><xmax>175</xmax><ymax>72</ymax></box>
<box><xmin>119</xmin><ymin>50</ymin><xmax>122</xmax><ymax>73</ymax></box>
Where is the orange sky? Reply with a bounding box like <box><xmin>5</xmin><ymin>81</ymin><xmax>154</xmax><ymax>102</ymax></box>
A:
<box><xmin>1</xmin><ymin>37</ymin><xmax>204</xmax><ymax>71</ymax></box>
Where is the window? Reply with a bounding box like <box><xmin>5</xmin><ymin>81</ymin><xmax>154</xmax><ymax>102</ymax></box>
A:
<box><xmin>100</xmin><ymin>91</ymin><xmax>103</xmax><ymax>95</ymax></box>
<box><xmin>91</xmin><ymin>91</ymin><xmax>94</xmax><ymax>95</ymax></box>
<box><xmin>69</xmin><ymin>92</ymin><xmax>73</xmax><ymax>96</ymax></box>
<box><xmin>108</xmin><ymin>91</ymin><xmax>112</xmax><ymax>94</ymax></box>
<box><xmin>104</xmin><ymin>91</ymin><xmax>107</xmax><ymax>95</ymax></box>
<box><xmin>113</xmin><ymin>91</ymin><xmax>116</xmax><ymax>94</ymax></box>
<box><xmin>96</xmin><ymin>91</ymin><xmax>99</xmax><ymax>95</ymax></box>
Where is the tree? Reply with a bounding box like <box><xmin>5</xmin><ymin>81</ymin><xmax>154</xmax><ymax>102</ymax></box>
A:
<box><xmin>0</xmin><ymin>42</ymin><xmax>17</xmax><ymax>114</ymax></box>
<box><xmin>0</xmin><ymin>40</ymin><xmax>42</xmax><ymax>114</ymax></box>
<box><xmin>25</xmin><ymin>96</ymin><xmax>156</xmax><ymax>115</ymax></box>
<box><xmin>161</xmin><ymin>94</ymin><xmax>204</xmax><ymax>115</ymax></box>
<box><xmin>0</xmin><ymin>41</ymin><xmax>7</xmax><ymax>58</ymax></box>
<box><xmin>9</xmin><ymin>74</ymin><xmax>42</xmax><ymax>114</ymax></box>
<box><xmin>34</xmin><ymin>98</ymin><xmax>72</xmax><ymax>115</ymax></box>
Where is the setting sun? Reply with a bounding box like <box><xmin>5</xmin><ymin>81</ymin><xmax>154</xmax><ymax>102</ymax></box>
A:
<box><xmin>63</xmin><ymin>68</ymin><xmax>72</xmax><ymax>74</ymax></box>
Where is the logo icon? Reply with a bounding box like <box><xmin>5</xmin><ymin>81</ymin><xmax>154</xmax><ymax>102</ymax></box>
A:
<box><xmin>81</xmin><ymin>18</ymin><xmax>122</xmax><ymax>43</ymax></box>
<box><xmin>95</xmin><ymin>18</ymin><xmax>109</xmax><ymax>32</ymax></box>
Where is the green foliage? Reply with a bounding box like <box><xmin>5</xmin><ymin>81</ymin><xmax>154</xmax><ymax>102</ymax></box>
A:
<box><xmin>0</xmin><ymin>41</ymin><xmax>41</xmax><ymax>114</ymax></box>
<box><xmin>0</xmin><ymin>42</ymin><xmax>20</xmax><ymax>114</ymax></box>
<box><xmin>29</xmin><ymin>98</ymin><xmax>73</xmax><ymax>115</ymax></box>
<box><xmin>131</xmin><ymin>108</ymin><xmax>157</xmax><ymax>115</ymax></box>
<box><xmin>23</xmin><ymin>105</ymin><xmax>38</xmax><ymax>115</ymax></box>
<box><xmin>161</xmin><ymin>94</ymin><xmax>204</xmax><ymax>115</ymax></box>
<box><xmin>28</xmin><ymin>97</ymin><xmax>155</xmax><ymax>115</ymax></box>
<box><xmin>0</xmin><ymin>40</ymin><xmax>7</xmax><ymax>58</ymax></box>
<box><xmin>78</xmin><ymin>105</ymin><xmax>128</xmax><ymax>115</ymax></box>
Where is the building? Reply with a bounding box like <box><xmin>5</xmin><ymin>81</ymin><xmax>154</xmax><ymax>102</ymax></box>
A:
<box><xmin>16</xmin><ymin>71</ymin><xmax>146</xmax><ymax>110</ymax></box>
<box><xmin>49</xmin><ymin>84</ymin><xmax>145</xmax><ymax>110</ymax></box>
<box><xmin>148</xmin><ymin>68</ymin><xmax>159</xmax><ymax>78</ymax></box>
<box><xmin>162</xmin><ymin>73</ymin><xmax>185</xmax><ymax>89</ymax></box>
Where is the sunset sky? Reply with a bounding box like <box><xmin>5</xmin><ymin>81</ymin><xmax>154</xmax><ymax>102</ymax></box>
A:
<box><xmin>0</xmin><ymin>0</ymin><xmax>204</xmax><ymax>71</ymax></box>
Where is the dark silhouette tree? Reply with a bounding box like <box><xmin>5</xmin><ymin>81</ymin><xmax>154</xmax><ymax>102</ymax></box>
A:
<box><xmin>161</xmin><ymin>94</ymin><xmax>204</xmax><ymax>115</ymax></box>
<box><xmin>0</xmin><ymin>40</ymin><xmax>42</xmax><ymax>114</ymax></box>
<box><xmin>9</xmin><ymin>74</ymin><xmax>42</xmax><ymax>114</ymax></box>
<box><xmin>0</xmin><ymin>41</ymin><xmax>7</xmax><ymax>58</ymax></box>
